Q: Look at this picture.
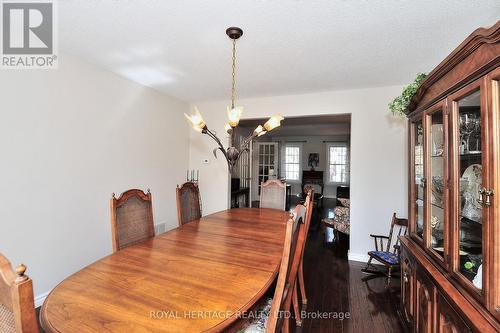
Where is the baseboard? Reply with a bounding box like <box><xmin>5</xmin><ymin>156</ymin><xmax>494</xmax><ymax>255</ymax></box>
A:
<box><xmin>347</xmin><ymin>252</ymin><xmax>370</xmax><ymax>263</ymax></box>
<box><xmin>35</xmin><ymin>291</ymin><xmax>50</xmax><ymax>308</ymax></box>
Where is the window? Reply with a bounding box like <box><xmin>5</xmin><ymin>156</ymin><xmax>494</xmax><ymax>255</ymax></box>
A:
<box><xmin>284</xmin><ymin>146</ymin><xmax>300</xmax><ymax>181</ymax></box>
<box><xmin>328</xmin><ymin>144</ymin><xmax>348</xmax><ymax>183</ymax></box>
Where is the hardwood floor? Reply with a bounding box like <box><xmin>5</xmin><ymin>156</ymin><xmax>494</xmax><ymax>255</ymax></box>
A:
<box><xmin>295</xmin><ymin>197</ymin><xmax>404</xmax><ymax>333</ymax></box>
<box><xmin>36</xmin><ymin>197</ymin><xmax>403</xmax><ymax>333</ymax></box>
<box><xmin>297</xmin><ymin>229</ymin><xmax>403</xmax><ymax>333</ymax></box>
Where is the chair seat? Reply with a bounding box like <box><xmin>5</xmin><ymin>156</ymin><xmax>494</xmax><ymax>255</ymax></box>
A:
<box><xmin>368</xmin><ymin>251</ymin><xmax>399</xmax><ymax>265</ymax></box>
<box><xmin>238</xmin><ymin>298</ymin><xmax>272</xmax><ymax>333</ymax></box>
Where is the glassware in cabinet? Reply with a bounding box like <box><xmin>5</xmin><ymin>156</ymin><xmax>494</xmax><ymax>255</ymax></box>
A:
<box><xmin>449</xmin><ymin>80</ymin><xmax>488</xmax><ymax>297</ymax></box>
<box><xmin>411</xmin><ymin>118</ymin><xmax>425</xmax><ymax>242</ymax></box>
<box><xmin>426</xmin><ymin>105</ymin><xmax>448</xmax><ymax>262</ymax></box>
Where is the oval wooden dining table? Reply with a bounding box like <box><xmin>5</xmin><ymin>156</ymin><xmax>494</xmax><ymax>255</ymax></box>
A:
<box><xmin>41</xmin><ymin>208</ymin><xmax>290</xmax><ymax>333</ymax></box>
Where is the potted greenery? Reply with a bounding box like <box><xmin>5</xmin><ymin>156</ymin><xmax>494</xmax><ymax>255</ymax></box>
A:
<box><xmin>389</xmin><ymin>73</ymin><xmax>427</xmax><ymax>117</ymax></box>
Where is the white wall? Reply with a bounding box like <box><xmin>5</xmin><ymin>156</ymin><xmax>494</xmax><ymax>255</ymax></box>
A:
<box><xmin>0</xmin><ymin>53</ymin><xmax>189</xmax><ymax>302</ymax></box>
<box><xmin>189</xmin><ymin>86</ymin><xmax>408</xmax><ymax>261</ymax></box>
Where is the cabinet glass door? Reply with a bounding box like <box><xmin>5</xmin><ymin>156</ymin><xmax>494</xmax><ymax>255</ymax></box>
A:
<box><xmin>427</xmin><ymin>104</ymin><xmax>447</xmax><ymax>262</ymax></box>
<box><xmin>412</xmin><ymin>118</ymin><xmax>425</xmax><ymax>241</ymax></box>
<box><xmin>450</xmin><ymin>81</ymin><xmax>487</xmax><ymax>294</ymax></box>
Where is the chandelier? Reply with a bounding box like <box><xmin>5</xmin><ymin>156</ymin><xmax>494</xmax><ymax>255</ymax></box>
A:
<box><xmin>184</xmin><ymin>27</ymin><xmax>284</xmax><ymax>172</ymax></box>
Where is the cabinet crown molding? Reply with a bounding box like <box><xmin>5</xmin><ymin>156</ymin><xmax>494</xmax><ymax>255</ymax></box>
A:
<box><xmin>407</xmin><ymin>20</ymin><xmax>500</xmax><ymax>115</ymax></box>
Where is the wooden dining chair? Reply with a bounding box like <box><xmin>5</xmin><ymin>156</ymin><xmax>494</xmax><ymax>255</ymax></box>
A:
<box><xmin>235</xmin><ymin>204</ymin><xmax>307</xmax><ymax>333</ymax></box>
<box><xmin>293</xmin><ymin>188</ymin><xmax>313</xmax><ymax>326</ymax></box>
<box><xmin>176</xmin><ymin>182</ymin><xmax>202</xmax><ymax>227</ymax></box>
<box><xmin>260</xmin><ymin>179</ymin><xmax>286</xmax><ymax>210</ymax></box>
<box><xmin>0</xmin><ymin>253</ymin><xmax>38</xmax><ymax>333</ymax></box>
<box><xmin>110</xmin><ymin>189</ymin><xmax>155</xmax><ymax>252</ymax></box>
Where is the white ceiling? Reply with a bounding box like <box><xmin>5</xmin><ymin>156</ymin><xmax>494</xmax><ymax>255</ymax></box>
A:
<box><xmin>59</xmin><ymin>1</ymin><xmax>500</xmax><ymax>102</ymax></box>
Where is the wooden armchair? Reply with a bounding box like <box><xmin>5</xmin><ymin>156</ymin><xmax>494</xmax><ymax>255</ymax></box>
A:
<box><xmin>176</xmin><ymin>182</ymin><xmax>202</xmax><ymax>227</ymax></box>
<box><xmin>0</xmin><ymin>254</ymin><xmax>38</xmax><ymax>333</ymax></box>
<box><xmin>362</xmin><ymin>213</ymin><xmax>408</xmax><ymax>286</ymax></box>
<box><xmin>230</xmin><ymin>204</ymin><xmax>307</xmax><ymax>333</ymax></box>
<box><xmin>110</xmin><ymin>189</ymin><xmax>155</xmax><ymax>252</ymax></box>
<box><xmin>260</xmin><ymin>179</ymin><xmax>286</xmax><ymax>210</ymax></box>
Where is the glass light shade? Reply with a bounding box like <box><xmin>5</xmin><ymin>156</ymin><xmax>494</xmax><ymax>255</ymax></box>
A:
<box><xmin>227</xmin><ymin>106</ymin><xmax>243</xmax><ymax>127</ymax></box>
<box><xmin>184</xmin><ymin>107</ymin><xmax>206</xmax><ymax>132</ymax></box>
<box><xmin>253</xmin><ymin>125</ymin><xmax>267</xmax><ymax>137</ymax></box>
<box><xmin>263</xmin><ymin>115</ymin><xmax>284</xmax><ymax>131</ymax></box>
<box><xmin>224</xmin><ymin>123</ymin><xmax>232</xmax><ymax>134</ymax></box>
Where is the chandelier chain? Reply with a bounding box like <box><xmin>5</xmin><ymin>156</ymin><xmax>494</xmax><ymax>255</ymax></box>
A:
<box><xmin>183</xmin><ymin>27</ymin><xmax>283</xmax><ymax>172</ymax></box>
<box><xmin>231</xmin><ymin>38</ymin><xmax>236</xmax><ymax>109</ymax></box>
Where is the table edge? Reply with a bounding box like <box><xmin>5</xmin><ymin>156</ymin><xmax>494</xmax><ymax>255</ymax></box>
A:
<box><xmin>41</xmin><ymin>208</ymin><xmax>287</xmax><ymax>333</ymax></box>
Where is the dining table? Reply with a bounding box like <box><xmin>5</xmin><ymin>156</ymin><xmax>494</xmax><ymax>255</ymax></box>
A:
<box><xmin>41</xmin><ymin>208</ymin><xmax>290</xmax><ymax>333</ymax></box>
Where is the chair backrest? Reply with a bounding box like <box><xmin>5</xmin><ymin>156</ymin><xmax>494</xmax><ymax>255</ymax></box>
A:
<box><xmin>0</xmin><ymin>254</ymin><xmax>38</xmax><ymax>333</ymax></box>
<box><xmin>387</xmin><ymin>213</ymin><xmax>409</xmax><ymax>254</ymax></box>
<box><xmin>259</xmin><ymin>179</ymin><xmax>286</xmax><ymax>210</ymax></box>
<box><xmin>298</xmin><ymin>189</ymin><xmax>313</xmax><ymax>260</ymax></box>
<box><xmin>176</xmin><ymin>182</ymin><xmax>202</xmax><ymax>227</ymax></box>
<box><xmin>266</xmin><ymin>204</ymin><xmax>307</xmax><ymax>333</ymax></box>
<box><xmin>110</xmin><ymin>189</ymin><xmax>155</xmax><ymax>252</ymax></box>
<box><xmin>303</xmin><ymin>183</ymin><xmax>322</xmax><ymax>196</ymax></box>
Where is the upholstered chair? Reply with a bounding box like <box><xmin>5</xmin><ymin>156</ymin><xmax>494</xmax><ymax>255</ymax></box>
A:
<box><xmin>259</xmin><ymin>179</ymin><xmax>286</xmax><ymax>210</ymax></box>
<box><xmin>293</xmin><ymin>189</ymin><xmax>313</xmax><ymax>326</ymax></box>
<box><xmin>232</xmin><ymin>204</ymin><xmax>307</xmax><ymax>333</ymax></box>
<box><xmin>362</xmin><ymin>213</ymin><xmax>408</xmax><ymax>286</ymax></box>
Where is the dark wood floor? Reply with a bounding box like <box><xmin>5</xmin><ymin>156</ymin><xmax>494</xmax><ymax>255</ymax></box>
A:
<box><xmin>294</xmin><ymin>197</ymin><xmax>404</xmax><ymax>333</ymax></box>
<box><xmin>37</xmin><ymin>198</ymin><xmax>403</xmax><ymax>333</ymax></box>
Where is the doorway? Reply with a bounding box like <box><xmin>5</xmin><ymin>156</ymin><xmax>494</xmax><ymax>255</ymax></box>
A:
<box><xmin>233</xmin><ymin>114</ymin><xmax>351</xmax><ymax>249</ymax></box>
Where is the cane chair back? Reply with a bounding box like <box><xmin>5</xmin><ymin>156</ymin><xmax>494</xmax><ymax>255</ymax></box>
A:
<box><xmin>176</xmin><ymin>182</ymin><xmax>202</xmax><ymax>226</ymax></box>
<box><xmin>110</xmin><ymin>189</ymin><xmax>155</xmax><ymax>252</ymax></box>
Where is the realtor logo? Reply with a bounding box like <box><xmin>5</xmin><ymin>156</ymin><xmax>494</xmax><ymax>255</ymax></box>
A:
<box><xmin>1</xmin><ymin>0</ymin><xmax>57</xmax><ymax>68</ymax></box>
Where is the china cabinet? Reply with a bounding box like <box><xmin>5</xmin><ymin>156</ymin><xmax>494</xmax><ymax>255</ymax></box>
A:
<box><xmin>401</xmin><ymin>21</ymin><xmax>500</xmax><ymax>333</ymax></box>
